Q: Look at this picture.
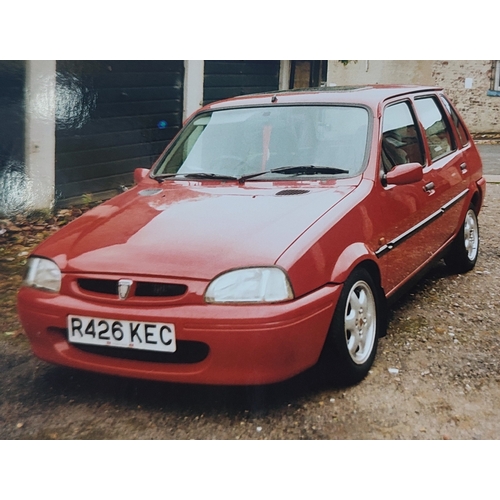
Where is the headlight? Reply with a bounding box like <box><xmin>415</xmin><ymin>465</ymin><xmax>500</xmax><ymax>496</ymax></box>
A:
<box><xmin>205</xmin><ymin>267</ymin><xmax>294</xmax><ymax>304</ymax></box>
<box><xmin>23</xmin><ymin>257</ymin><xmax>61</xmax><ymax>293</ymax></box>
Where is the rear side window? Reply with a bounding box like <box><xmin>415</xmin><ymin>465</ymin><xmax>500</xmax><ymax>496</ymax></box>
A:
<box><xmin>381</xmin><ymin>101</ymin><xmax>425</xmax><ymax>172</ymax></box>
<box><xmin>414</xmin><ymin>97</ymin><xmax>455</xmax><ymax>161</ymax></box>
<box><xmin>440</xmin><ymin>96</ymin><xmax>469</xmax><ymax>147</ymax></box>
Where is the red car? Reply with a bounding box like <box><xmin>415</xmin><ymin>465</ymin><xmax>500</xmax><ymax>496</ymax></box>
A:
<box><xmin>18</xmin><ymin>85</ymin><xmax>485</xmax><ymax>386</ymax></box>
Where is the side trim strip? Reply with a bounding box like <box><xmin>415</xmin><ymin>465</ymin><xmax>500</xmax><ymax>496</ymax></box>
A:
<box><xmin>441</xmin><ymin>189</ymin><xmax>469</xmax><ymax>211</ymax></box>
<box><xmin>375</xmin><ymin>188</ymin><xmax>469</xmax><ymax>258</ymax></box>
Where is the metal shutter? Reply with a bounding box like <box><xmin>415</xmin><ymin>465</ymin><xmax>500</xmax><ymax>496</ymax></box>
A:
<box><xmin>55</xmin><ymin>60</ymin><xmax>184</xmax><ymax>201</ymax></box>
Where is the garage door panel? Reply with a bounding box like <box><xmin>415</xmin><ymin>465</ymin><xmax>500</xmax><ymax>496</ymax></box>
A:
<box><xmin>55</xmin><ymin>60</ymin><xmax>184</xmax><ymax>201</ymax></box>
<box><xmin>203</xmin><ymin>60</ymin><xmax>280</xmax><ymax>105</ymax></box>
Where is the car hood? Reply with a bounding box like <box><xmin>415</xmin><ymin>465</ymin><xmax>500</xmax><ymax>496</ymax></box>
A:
<box><xmin>36</xmin><ymin>180</ymin><xmax>358</xmax><ymax>280</ymax></box>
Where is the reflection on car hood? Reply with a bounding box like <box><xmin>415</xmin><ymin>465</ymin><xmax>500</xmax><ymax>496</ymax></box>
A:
<box><xmin>36</xmin><ymin>181</ymin><xmax>358</xmax><ymax>280</ymax></box>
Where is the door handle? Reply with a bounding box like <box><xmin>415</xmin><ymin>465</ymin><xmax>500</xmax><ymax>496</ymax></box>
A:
<box><xmin>423</xmin><ymin>182</ymin><xmax>435</xmax><ymax>192</ymax></box>
<box><xmin>460</xmin><ymin>162</ymin><xmax>467</xmax><ymax>171</ymax></box>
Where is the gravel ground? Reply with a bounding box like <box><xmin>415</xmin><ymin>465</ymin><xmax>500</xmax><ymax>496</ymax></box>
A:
<box><xmin>1</xmin><ymin>184</ymin><xmax>500</xmax><ymax>440</ymax></box>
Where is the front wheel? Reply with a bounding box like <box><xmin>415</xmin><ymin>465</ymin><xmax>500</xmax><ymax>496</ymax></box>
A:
<box><xmin>444</xmin><ymin>206</ymin><xmax>479</xmax><ymax>273</ymax></box>
<box><xmin>317</xmin><ymin>268</ymin><xmax>384</xmax><ymax>385</ymax></box>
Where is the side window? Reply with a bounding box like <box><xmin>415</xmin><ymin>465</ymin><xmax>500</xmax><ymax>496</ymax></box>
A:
<box><xmin>381</xmin><ymin>101</ymin><xmax>425</xmax><ymax>173</ymax></box>
<box><xmin>414</xmin><ymin>97</ymin><xmax>455</xmax><ymax>161</ymax></box>
<box><xmin>440</xmin><ymin>96</ymin><xmax>469</xmax><ymax>148</ymax></box>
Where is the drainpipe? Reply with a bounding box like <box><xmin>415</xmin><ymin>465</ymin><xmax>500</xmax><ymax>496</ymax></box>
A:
<box><xmin>25</xmin><ymin>60</ymin><xmax>56</xmax><ymax>211</ymax></box>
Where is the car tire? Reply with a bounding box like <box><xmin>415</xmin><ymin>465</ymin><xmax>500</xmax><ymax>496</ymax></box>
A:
<box><xmin>318</xmin><ymin>267</ymin><xmax>384</xmax><ymax>386</ymax></box>
<box><xmin>444</xmin><ymin>206</ymin><xmax>479</xmax><ymax>274</ymax></box>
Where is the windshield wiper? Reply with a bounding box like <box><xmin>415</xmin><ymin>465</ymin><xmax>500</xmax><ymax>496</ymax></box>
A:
<box><xmin>154</xmin><ymin>172</ymin><xmax>238</xmax><ymax>183</ymax></box>
<box><xmin>153</xmin><ymin>173</ymin><xmax>182</xmax><ymax>183</ymax></box>
<box><xmin>238</xmin><ymin>165</ymin><xmax>349</xmax><ymax>183</ymax></box>
<box><xmin>154</xmin><ymin>166</ymin><xmax>349</xmax><ymax>184</ymax></box>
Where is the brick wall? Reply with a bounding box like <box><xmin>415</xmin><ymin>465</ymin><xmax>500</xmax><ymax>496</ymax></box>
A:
<box><xmin>327</xmin><ymin>60</ymin><xmax>500</xmax><ymax>135</ymax></box>
<box><xmin>431</xmin><ymin>60</ymin><xmax>499</xmax><ymax>136</ymax></box>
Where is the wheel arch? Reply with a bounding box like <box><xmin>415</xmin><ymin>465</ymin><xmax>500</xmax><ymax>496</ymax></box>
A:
<box><xmin>472</xmin><ymin>177</ymin><xmax>486</xmax><ymax>214</ymax></box>
<box><xmin>330</xmin><ymin>242</ymin><xmax>382</xmax><ymax>287</ymax></box>
<box><xmin>329</xmin><ymin>243</ymin><xmax>387</xmax><ymax>338</ymax></box>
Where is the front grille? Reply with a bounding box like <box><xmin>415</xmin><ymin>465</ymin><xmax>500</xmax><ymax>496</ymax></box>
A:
<box><xmin>78</xmin><ymin>279</ymin><xmax>187</xmax><ymax>298</ymax></box>
<box><xmin>79</xmin><ymin>279</ymin><xmax>117</xmax><ymax>295</ymax></box>
<box><xmin>73</xmin><ymin>341</ymin><xmax>210</xmax><ymax>364</ymax></box>
<box><xmin>135</xmin><ymin>282</ymin><xmax>187</xmax><ymax>297</ymax></box>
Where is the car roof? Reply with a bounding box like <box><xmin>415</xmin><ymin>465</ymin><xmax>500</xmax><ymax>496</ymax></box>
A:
<box><xmin>205</xmin><ymin>85</ymin><xmax>443</xmax><ymax>111</ymax></box>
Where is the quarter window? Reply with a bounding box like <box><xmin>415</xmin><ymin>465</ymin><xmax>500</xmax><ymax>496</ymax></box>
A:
<box><xmin>381</xmin><ymin>101</ymin><xmax>425</xmax><ymax>173</ymax></box>
<box><xmin>414</xmin><ymin>97</ymin><xmax>455</xmax><ymax>161</ymax></box>
<box><xmin>440</xmin><ymin>96</ymin><xmax>469</xmax><ymax>147</ymax></box>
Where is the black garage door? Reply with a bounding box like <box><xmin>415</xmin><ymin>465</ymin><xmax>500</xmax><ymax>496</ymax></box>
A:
<box><xmin>203</xmin><ymin>60</ymin><xmax>280</xmax><ymax>105</ymax></box>
<box><xmin>0</xmin><ymin>61</ymin><xmax>26</xmax><ymax>216</ymax></box>
<box><xmin>55</xmin><ymin>60</ymin><xmax>184</xmax><ymax>201</ymax></box>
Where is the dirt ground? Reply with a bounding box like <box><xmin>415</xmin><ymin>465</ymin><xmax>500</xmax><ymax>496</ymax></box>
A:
<box><xmin>1</xmin><ymin>185</ymin><xmax>500</xmax><ymax>440</ymax></box>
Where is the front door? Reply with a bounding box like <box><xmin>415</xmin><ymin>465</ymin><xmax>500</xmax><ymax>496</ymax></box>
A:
<box><xmin>376</xmin><ymin>99</ymin><xmax>437</xmax><ymax>295</ymax></box>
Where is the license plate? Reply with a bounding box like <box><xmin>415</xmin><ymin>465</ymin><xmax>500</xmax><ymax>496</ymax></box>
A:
<box><xmin>67</xmin><ymin>315</ymin><xmax>176</xmax><ymax>353</ymax></box>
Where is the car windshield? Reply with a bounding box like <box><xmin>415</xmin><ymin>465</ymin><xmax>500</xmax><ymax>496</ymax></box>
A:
<box><xmin>153</xmin><ymin>105</ymin><xmax>370</xmax><ymax>180</ymax></box>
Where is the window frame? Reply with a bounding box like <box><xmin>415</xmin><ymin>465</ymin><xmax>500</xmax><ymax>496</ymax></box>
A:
<box><xmin>152</xmin><ymin>103</ymin><xmax>373</xmax><ymax>179</ymax></box>
<box><xmin>439</xmin><ymin>95</ymin><xmax>470</xmax><ymax>148</ymax></box>
<box><xmin>414</xmin><ymin>95</ymin><xmax>457</xmax><ymax>163</ymax></box>
<box><xmin>379</xmin><ymin>99</ymin><xmax>426</xmax><ymax>176</ymax></box>
<box><xmin>494</xmin><ymin>61</ymin><xmax>500</xmax><ymax>91</ymax></box>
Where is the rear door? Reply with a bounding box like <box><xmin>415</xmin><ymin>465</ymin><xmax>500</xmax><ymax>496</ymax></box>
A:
<box><xmin>413</xmin><ymin>95</ymin><xmax>469</xmax><ymax>247</ymax></box>
<box><xmin>440</xmin><ymin>94</ymin><xmax>483</xmax><ymax>184</ymax></box>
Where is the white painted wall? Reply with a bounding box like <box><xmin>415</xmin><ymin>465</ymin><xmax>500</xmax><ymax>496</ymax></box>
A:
<box><xmin>24</xmin><ymin>60</ymin><xmax>56</xmax><ymax>211</ymax></box>
<box><xmin>279</xmin><ymin>61</ymin><xmax>291</xmax><ymax>90</ymax></box>
<box><xmin>183</xmin><ymin>60</ymin><xmax>204</xmax><ymax>121</ymax></box>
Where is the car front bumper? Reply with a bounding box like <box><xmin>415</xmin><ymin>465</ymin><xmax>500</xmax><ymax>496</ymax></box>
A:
<box><xmin>17</xmin><ymin>284</ymin><xmax>341</xmax><ymax>385</ymax></box>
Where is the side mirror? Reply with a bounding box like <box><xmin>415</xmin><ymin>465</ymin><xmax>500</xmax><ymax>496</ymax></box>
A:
<box><xmin>384</xmin><ymin>162</ymin><xmax>423</xmax><ymax>186</ymax></box>
<box><xmin>134</xmin><ymin>168</ymin><xmax>150</xmax><ymax>184</ymax></box>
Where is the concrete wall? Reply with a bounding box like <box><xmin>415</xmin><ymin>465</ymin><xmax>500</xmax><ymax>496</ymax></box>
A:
<box><xmin>327</xmin><ymin>60</ymin><xmax>500</xmax><ymax>135</ymax></box>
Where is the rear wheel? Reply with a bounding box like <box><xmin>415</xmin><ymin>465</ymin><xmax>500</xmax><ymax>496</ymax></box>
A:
<box><xmin>444</xmin><ymin>206</ymin><xmax>479</xmax><ymax>273</ymax></box>
<box><xmin>318</xmin><ymin>268</ymin><xmax>384</xmax><ymax>385</ymax></box>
